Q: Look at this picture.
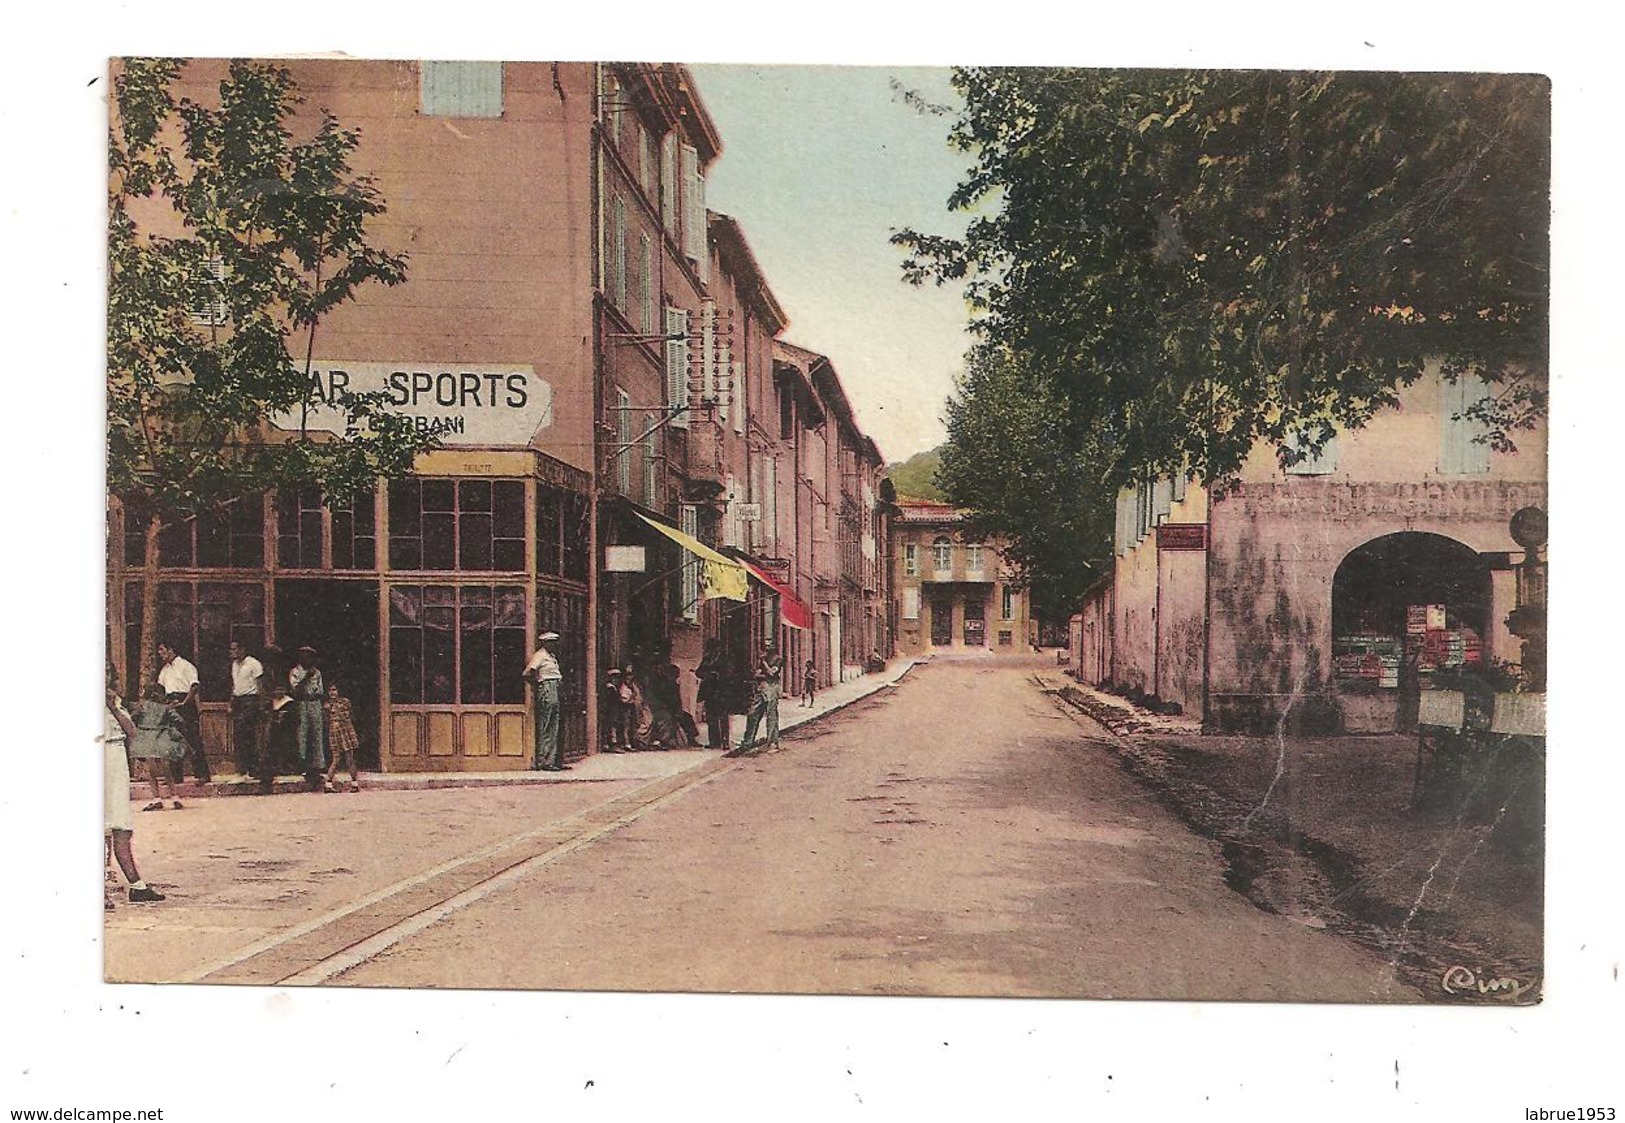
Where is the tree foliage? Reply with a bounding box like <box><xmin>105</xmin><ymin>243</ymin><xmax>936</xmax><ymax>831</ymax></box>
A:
<box><xmin>937</xmin><ymin>347</ymin><xmax>1116</xmax><ymax>620</ymax></box>
<box><xmin>885</xmin><ymin>446</ymin><xmax>946</xmax><ymax>501</ymax></box>
<box><xmin>109</xmin><ymin>58</ymin><xmax>436</xmax><ymax>682</ymax></box>
<box><xmin>895</xmin><ymin>68</ymin><xmax>1549</xmax><ymax>487</ymax></box>
<box><xmin>108</xmin><ymin>57</ymin><xmax>433</xmax><ymax>517</ymax></box>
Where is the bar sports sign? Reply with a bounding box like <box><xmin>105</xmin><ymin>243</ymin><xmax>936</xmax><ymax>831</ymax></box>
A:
<box><xmin>273</xmin><ymin>362</ymin><xmax>554</xmax><ymax>446</ymax></box>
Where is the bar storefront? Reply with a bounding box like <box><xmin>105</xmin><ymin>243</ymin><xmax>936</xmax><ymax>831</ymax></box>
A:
<box><xmin>110</xmin><ymin>448</ymin><xmax>592</xmax><ymax>773</ymax></box>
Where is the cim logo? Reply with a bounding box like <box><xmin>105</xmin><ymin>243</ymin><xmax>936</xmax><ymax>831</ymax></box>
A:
<box><xmin>274</xmin><ymin>363</ymin><xmax>554</xmax><ymax>446</ymax></box>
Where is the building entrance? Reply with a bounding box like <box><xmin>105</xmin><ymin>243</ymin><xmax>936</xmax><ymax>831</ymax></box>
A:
<box><xmin>1331</xmin><ymin>532</ymin><xmax>1490</xmax><ymax>731</ymax></box>
<box><xmin>929</xmin><ymin>591</ymin><xmax>954</xmax><ymax>647</ymax></box>
<box><xmin>275</xmin><ymin>579</ymin><xmax>381</xmax><ymax>768</ymax></box>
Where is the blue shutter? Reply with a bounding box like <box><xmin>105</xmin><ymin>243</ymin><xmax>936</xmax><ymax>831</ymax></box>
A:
<box><xmin>1439</xmin><ymin>373</ymin><xmax>1490</xmax><ymax>475</ymax></box>
<box><xmin>421</xmin><ymin>61</ymin><xmax>502</xmax><ymax>118</ymax></box>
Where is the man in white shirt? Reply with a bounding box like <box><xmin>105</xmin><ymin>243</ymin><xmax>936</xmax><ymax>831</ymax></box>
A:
<box><xmin>523</xmin><ymin>632</ymin><xmax>568</xmax><ymax>772</ymax></box>
<box><xmin>228</xmin><ymin>641</ymin><xmax>265</xmax><ymax>779</ymax></box>
<box><xmin>156</xmin><ymin>641</ymin><xmax>210</xmax><ymax>784</ymax></box>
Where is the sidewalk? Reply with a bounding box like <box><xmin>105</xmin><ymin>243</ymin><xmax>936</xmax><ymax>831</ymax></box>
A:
<box><xmin>1036</xmin><ymin>671</ymin><xmax>1543</xmax><ymax>1003</ymax></box>
<box><xmin>105</xmin><ymin>658</ymin><xmax>919</xmax><ymax>983</ymax></box>
<box><xmin>146</xmin><ymin>658</ymin><xmax>920</xmax><ymax>802</ymax></box>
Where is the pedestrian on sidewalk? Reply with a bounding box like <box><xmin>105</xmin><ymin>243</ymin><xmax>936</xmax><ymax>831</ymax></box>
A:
<box><xmin>156</xmin><ymin>641</ymin><xmax>210</xmax><ymax>785</ymax></box>
<box><xmin>801</xmin><ymin>659</ymin><xmax>818</xmax><ymax>708</ymax></box>
<box><xmin>227</xmin><ymin>640</ymin><xmax>265</xmax><ymax>779</ymax></box>
<box><xmin>646</xmin><ymin>661</ymin><xmax>690</xmax><ymax>749</ymax></box>
<box><xmin>620</xmin><ymin>664</ymin><xmax>651</xmax><ymax>750</ymax></box>
<box><xmin>523</xmin><ymin>632</ymin><xmax>569</xmax><ymax>771</ymax></box>
<box><xmin>130</xmin><ymin>683</ymin><xmax>187</xmax><ymax>811</ymax></box>
<box><xmin>322</xmin><ymin>681</ymin><xmax>363</xmax><ymax>792</ymax></box>
<box><xmin>601</xmin><ymin>668</ymin><xmax>628</xmax><ymax>752</ymax></box>
<box><xmin>289</xmin><ymin>646</ymin><xmax>327</xmax><ymax>789</ymax></box>
<box><xmin>696</xmin><ymin>641</ymin><xmax>731</xmax><ymax>750</ymax></box>
<box><xmin>104</xmin><ymin>677</ymin><xmax>165</xmax><ymax>907</ymax></box>
<box><xmin>730</xmin><ymin>639</ymin><xmax>783</xmax><ymax>756</ymax></box>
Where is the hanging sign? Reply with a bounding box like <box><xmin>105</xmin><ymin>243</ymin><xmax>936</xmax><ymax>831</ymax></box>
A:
<box><xmin>1156</xmin><ymin>523</ymin><xmax>1207</xmax><ymax>551</ymax></box>
<box><xmin>604</xmin><ymin>546</ymin><xmax>646</xmax><ymax>572</ymax></box>
<box><xmin>273</xmin><ymin>362</ymin><xmax>555</xmax><ymax>447</ymax></box>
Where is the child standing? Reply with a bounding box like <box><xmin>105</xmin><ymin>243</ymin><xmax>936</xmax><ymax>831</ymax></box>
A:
<box><xmin>323</xmin><ymin>682</ymin><xmax>362</xmax><ymax>793</ymax></box>
<box><xmin>130</xmin><ymin>683</ymin><xmax>188</xmax><ymax>810</ymax></box>
<box><xmin>802</xmin><ymin>659</ymin><xmax>818</xmax><ymax>708</ymax></box>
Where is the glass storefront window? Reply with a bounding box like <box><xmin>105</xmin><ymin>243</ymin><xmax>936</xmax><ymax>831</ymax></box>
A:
<box><xmin>390</xmin><ymin>583</ymin><xmax>526</xmax><ymax>705</ymax></box>
<box><xmin>390</xmin><ymin>478</ymin><xmax>525</xmax><ymax>572</ymax></box>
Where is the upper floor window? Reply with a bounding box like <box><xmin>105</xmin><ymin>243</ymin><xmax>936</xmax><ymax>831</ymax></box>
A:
<box><xmin>387</xmin><ymin>478</ymin><xmax>524</xmax><ymax>572</ymax></box>
<box><xmin>1001</xmin><ymin>585</ymin><xmax>1017</xmax><ymax>621</ymax></box>
<box><xmin>903</xmin><ymin>543</ymin><xmax>918</xmax><ymax>577</ymax></box>
<box><xmin>420</xmin><ymin>61</ymin><xmax>503</xmax><ymax>118</ymax></box>
<box><xmin>1440</xmin><ymin>374</ymin><xmax>1493</xmax><ymax>475</ymax></box>
<box><xmin>188</xmin><ymin>255</ymin><xmax>228</xmax><ymax>327</ymax></box>
<box><xmin>966</xmin><ymin>543</ymin><xmax>985</xmax><ymax>574</ymax></box>
<box><xmin>1283</xmin><ymin>427</ymin><xmax>1339</xmax><ymax>476</ymax></box>
<box><xmin>932</xmin><ymin>536</ymin><xmax>952</xmax><ymax>573</ymax></box>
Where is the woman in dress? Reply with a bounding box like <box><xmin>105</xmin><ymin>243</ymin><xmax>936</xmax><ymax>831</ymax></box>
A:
<box><xmin>129</xmin><ymin>683</ymin><xmax>188</xmax><ymax>811</ymax></box>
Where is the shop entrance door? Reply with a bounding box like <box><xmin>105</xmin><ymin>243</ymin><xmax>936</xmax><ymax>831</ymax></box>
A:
<box><xmin>963</xmin><ymin>596</ymin><xmax>986</xmax><ymax>648</ymax></box>
<box><xmin>275</xmin><ymin>580</ymin><xmax>380</xmax><ymax>768</ymax></box>
<box><xmin>929</xmin><ymin>591</ymin><xmax>954</xmax><ymax>647</ymax></box>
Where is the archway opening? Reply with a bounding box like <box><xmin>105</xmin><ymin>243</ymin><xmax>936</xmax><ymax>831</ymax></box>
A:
<box><xmin>1331</xmin><ymin>532</ymin><xmax>1490</xmax><ymax>730</ymax></box>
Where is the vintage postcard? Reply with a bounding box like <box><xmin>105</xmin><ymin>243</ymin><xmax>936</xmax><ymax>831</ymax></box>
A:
<box><xmin>99</xmin><ymin>58</ymin><xmax>1548</xmax><ymax>1009</ymax></box>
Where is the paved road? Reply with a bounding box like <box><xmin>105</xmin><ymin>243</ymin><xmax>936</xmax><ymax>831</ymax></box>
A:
<box><xmin>319</xmin><ymin>660</ymin><xmax>1413</xmax><ymax>1000</ymax></box>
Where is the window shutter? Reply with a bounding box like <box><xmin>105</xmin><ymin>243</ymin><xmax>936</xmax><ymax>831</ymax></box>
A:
<box><xmin>188</xmin><ymin>255</ymin><xmax>228</xmax><ymax>327</ymax></box>
<box><xmin>421</xmin><ymin>61</ymin><xmax>502</xmax><ymax>118</ymax></box>
<box><xmin>724</xmin><ymin>473</ymin><xmax>739</xmax><ymax>548</ymax></box>
<box><xmin>664</xmin><ymin>307</ymin><xmax>690</xmax><ymax>427</ymax></box>
<box><xmin>640</xmin><ymin>236</ymin><xmax>655</xmax><ymax>335</ymax></box>
<box><xmin>732</xmin><ymin>360</ymin><xmax>745</xmax><ymax>434</ymax></box>
<box><xmin>1172</xmin><ymin>473</ymin><xmax>1187</xmax><ymax>503</ymax></box>
<box><xmin>661</xmin><ymin>134</ymin><xmax>679</xmax><ymax>234</ymax></box>
<box><xmin>1441</xmin><ymin>374</ymin><xmax>1492</xmax><ymax>475</ymax></box>
<box><xmin>1153</xmin><ymin>478</ymin><xmax>1174</xmax><ymax>524</ymax></box>
<box><xmin>616</xmin><ymin>390</ymin><xmax>632</xmax><ymax>494</ymax></box>
<box><xmin>681</xmin><ymin>143</ymin><xmax>707</xmax><ymax>275</ymax></box>
<box><xmin>766</xmin><ymin>457</ymin><xmax>778</xmax><ymax>549</ymax></box>
<box><xmin>680</xmin><ymin>504</ymin><xmax>699</xmax><ymax>620</ymax></box>
<box><xmin>644</xmin><ymin>429</ymin><xmax>658</xmax><ymax>506</ymax></box>
<box><xmin>611</xmin><ymin>197</ymin><xmax>627</xmax><ymax>312</ymax></box>
<box><xmin>902</xmin><ymin>588</ymin><xmax>920</xmax><ymax>621</ymax></box>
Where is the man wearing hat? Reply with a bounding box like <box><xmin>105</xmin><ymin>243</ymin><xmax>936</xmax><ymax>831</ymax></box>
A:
<box><xmin>288</xmin><ymin>645</ymin><xmax>327</xmax><ymax>789</ymax></box>
<box><xmin>524</xmin><ymin>632</ymin><xmax>568</xmax><ymax>771</ymax></box>
<box><xmin>730</xmin><ymin>638</ymin><xmax>784</xmax><ymax>757</ymax></box>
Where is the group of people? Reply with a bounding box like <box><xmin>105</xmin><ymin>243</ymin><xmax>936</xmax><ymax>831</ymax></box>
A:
<box><xmin>102</xmin><ymin>639</ymin><xmax>366</xmax><ymax>909</ymax></box>
<box><xmin>584</xmin><ymin>638</ymin><xmax>792</xmax><ymax>759</ymax></box>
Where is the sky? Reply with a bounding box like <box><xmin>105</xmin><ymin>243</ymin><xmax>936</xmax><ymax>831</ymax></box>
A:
<box><xmin>691</xmin><ymin>65</ymin><xmax>974</xmax><ymax>464</ymax></box>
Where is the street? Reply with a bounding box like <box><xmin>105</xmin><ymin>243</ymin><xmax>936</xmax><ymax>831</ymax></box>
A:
<box><xmin>108</xmin><ymin>659</ymin><xmax>1411</xmax><ymax>1000</ymax></box>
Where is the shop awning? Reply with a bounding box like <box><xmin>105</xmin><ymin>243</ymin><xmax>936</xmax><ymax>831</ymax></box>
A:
<box><xmin>740</xmin><ymin>558</ymin><xmax>815</xmax><ymax>631</ymax></box>
<box><xmin>634</xmin><ymin>513</ymin><xmax>748</xmax><ymax>602</ymax></box>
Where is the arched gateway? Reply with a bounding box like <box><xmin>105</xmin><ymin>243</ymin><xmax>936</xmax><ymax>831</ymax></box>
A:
<box><xmin>1331</xmin><ymin>532</ymin><xmax>1491</xmax><ymax>732</ymax></box>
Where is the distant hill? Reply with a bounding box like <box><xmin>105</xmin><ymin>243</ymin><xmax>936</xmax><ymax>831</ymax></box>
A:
<box><xmin>885</xmin><ymin>446</ymin><xmax>946</xmax><ymax>502</ymax></box>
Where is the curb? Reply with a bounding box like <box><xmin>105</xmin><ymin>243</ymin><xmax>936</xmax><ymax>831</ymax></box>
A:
<box><xmin>154</xmin><ymin>663</ymin><xmax>920</xmax><ymax>799</ymax></box>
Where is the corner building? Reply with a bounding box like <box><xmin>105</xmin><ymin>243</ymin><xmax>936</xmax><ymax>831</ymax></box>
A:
<box><xmin>109</xmin><ymin>59</ymin><xmax>894</xmax><ymax>772</ymax></box>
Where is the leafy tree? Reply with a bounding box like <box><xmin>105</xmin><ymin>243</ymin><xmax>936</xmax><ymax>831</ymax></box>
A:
<box><xmin>109</xmin><ymin>58</ymin><xmax>436</xmax><ymax>685</ymax></box>
<box><xmin>936</xmin><ymin>346</ymin><xmax>1116</xmax><ymax>621</ymax></box>
<box><xmin>895</xmin><ymin>68</ymin><xmax>1549</xmax><ymax>487</ymax></box>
